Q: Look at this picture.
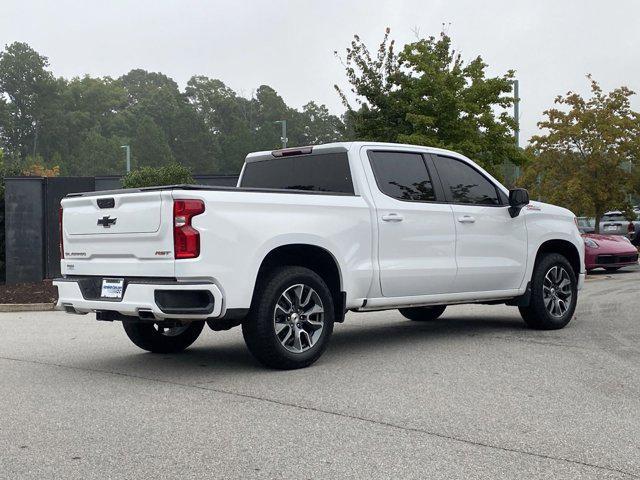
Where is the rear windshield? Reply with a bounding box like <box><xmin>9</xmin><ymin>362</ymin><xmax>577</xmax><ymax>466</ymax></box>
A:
<box><xmin>602</xmin><ymin>213</ymin><xmax>625</xmax><ymax>222</ymax></box>
<box><xmin>240</xmin><ymin>152</ymin><xmax>354</xmax><ymax>194</ymax></box>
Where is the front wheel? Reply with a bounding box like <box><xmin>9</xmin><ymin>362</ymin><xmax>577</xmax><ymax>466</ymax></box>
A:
<box><xmin>519</xmin><ymin>253</ymin><xmax>577</xmax><ymax>330</ymax></box>
<box><xmin>122</xmin><ymin>321</ymin><xmax>205</xmax><ymax>353</ymax></box>
<box><xmin>399</xmin><ymin>305</ymin><xmax>446</xmax><ymax>322</ymax></box>
<box><xmin>242</xmin><ymin>266</ymin><xmax>335</xmax><ymax>369</ymax></box>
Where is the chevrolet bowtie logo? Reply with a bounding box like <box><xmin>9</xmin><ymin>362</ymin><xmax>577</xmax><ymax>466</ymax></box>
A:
<box><xmin>97</xmin><ymin>215</ymin><xmax>117</xmax><ymax>228</ymax></box>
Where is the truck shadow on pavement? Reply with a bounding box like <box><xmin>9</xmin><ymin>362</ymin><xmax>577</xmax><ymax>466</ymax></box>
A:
<box><xmin>329</xmin><ymin>316</ymin><xmax>527</xmax><ymax>353</ymax></box>
<box><xmin>74</xmin><ymin>315</ymin><xmax>534</xmax><ymax>375</ymax></box>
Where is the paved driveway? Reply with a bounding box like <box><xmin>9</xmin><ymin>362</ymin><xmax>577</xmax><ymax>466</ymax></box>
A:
<box><xmin>1</xmin><ymin>266</ymin><xmax>639</xmax><ymax>479</ymax></box>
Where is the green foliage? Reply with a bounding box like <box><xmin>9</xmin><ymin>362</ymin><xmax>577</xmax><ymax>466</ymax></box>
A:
<box><xmin>0</xmin><ymin>43</ymin><xmax>347</xmax><ymax>177</ymax></box>
<box><xmin>0</xmin><ymin>42</ymin><xmax>59</xmax><ymax>160</ymax></box>
<box><xmin>185</xmin><ymin>77</ymin><xmax>346</xmax><ymax>172</ymax></box>
<box><xmin>335</xmin><ymin>28</ymin><xmax>525</xmax><ymax>177</ymax></box>
<box><xmin>300</xmin><ymin>101</ymin><xmax>348</xmax><ymax>145</ymax></box>
<box><xmin>520</xmin><ymin>76</ymin><xmax>640</xmax><ymax>231</ymax></box>
<box><xmin>122</xmin><ymin>163</ymin><xmax>194</xmax><ymax>188</ymax></box>
<box><xmin>69</xmin><ymin>129</ymin><xmax>127</xmax><ymax>175</ymax></box>
<box><xmin>130</xmin><ymin>115</ymin><xmax>174</xmax><ymax>168</ymax></box>
<box><xmin>0</xmin><ymin>149</ymin><xmax>21</xmax><ymax>197</ymax></box>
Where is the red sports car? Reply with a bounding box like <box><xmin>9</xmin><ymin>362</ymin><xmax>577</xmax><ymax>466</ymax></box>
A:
<box><xmin>583</xmin><ymin>233</ymin><xmax>639</xmax><ymax>272</ymax></box>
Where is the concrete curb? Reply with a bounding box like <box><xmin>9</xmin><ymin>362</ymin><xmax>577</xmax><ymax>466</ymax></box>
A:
<box><xmin>0</xmin><ymin>303</ymin><xmax>56</xmax><ymax>312</ymax></box>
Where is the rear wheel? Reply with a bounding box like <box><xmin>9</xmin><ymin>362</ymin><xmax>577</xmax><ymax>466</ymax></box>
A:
<box><xmin>399</xmin><ymin>305</ymin><xmax>446</xmax><ymax>322</ymax></box>
<box><xmin>519</xmin><ymin>253</ymin><xmax>577</xmax><ymax>330</ymax></box>
<box><xmin>122</xmin><ymin>321</ymin><xmax>204</xmax><ymax>353</ymax></box>
<box><xmin>242</xmin><ymin>266</ymin><xmax>334</xmax><ymax>369</ymax></box>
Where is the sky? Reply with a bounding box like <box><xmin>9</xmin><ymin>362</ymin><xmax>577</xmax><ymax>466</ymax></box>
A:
<box><xmin>1</xmin><ymin>0</ymin><xmax>639</xmax><ymax>143</ymax></box>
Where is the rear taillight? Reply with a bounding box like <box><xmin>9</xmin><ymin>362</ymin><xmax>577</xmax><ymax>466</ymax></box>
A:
<box><xmin>59</xmin><ymin>207</ymin><xmax>64</xmax><ymax>259</ymax></box>
<box><xmin>628</xmin><ymin>222</ymin><xmax>634</xmax><ymax>233</ymax></box>
<box><xmin>173</xmin><ymin>199</ymin><xmax>205</xmax><ymax>259</ymax></box>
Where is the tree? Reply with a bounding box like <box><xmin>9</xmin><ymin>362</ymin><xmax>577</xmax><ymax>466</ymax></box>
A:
<box><xmin>521</xmin><ymin>77</ymin><xmax>640</xmax><ymax>231</ymax></box>
<box><xmin>335</xmin><ymin>29</ymin><xmax>525</xmax><ymax>177</ymax></box>
<box><xmin>0</xmin><ymin>42</ymin><xmax>59</xmax><ymax>161</ymax></box>
<box><xmin>118</xmin><ymin>69</ymin><xmax>217</xmax><ymax>172</ymax></box>
<box><xmin>0</xmin><ymin>97</ymin><xmax>10</xmax><ymax>151</ymax></box>
<box><xmin>0</xmin><ymin>42</ymin><xmax>347</xmax><ymax>177</ymax></box>
<box><xmin>186</xmin><ymin>76</ymin><xmax>255</xmax><ymax>172</ymax></box>
<box><xmin>299</xmin><ymin>101</ymin><xmax>346</xmax><ymax>145</ymax></box>
<box><xmin>130</xmin><ymin>115</ymin><xmax>174</xmax><ymax>168</ymax></box>
<box><xmin>49</xmin><ymin>75</ymin><xmax>128</xmax><ymax>173</ymax></box>
<box><xmin>21</xmin><ymin>155</ymin><xmax>60</xmax><ymax>176</ymax></box>
<box><xmin>65</xmin><ymin>129</ymin><xmax>127</xmax><ymax>175</ymax></box>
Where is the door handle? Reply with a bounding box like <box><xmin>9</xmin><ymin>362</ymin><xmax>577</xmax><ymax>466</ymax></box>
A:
<box><xmin>381</xmin><ymin>213</ymin><xmax>404</xmax><ymax>222</ymax></box>
<box><xmin>457</xmin><ymin>215</ymin><xmax>476</xmax><ymax>224</ymax></box>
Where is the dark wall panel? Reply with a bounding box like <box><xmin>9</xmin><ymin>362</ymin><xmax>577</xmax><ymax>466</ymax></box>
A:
<box><xmin>194</xmin><ymin>175</ymin><xmax>239</xmax><ymax>187</ymax></box>
<box><xmin>95</xmin><ymin>176</ymin><xmax>122</xmax><ymax>191</ymax></box>
<box><xmin>4</xmin><ymin>178</ymin><xmax>45</xmax><ymax>284</ymax></box>
<box><xmin>3</xmin><ymin>174</ymin><xmax>239</xmax><ymax>284</ymax></box>
<box><xmin>45</xmin><ymin>177</ymin><xmax>95</xmax><ymax>278</ymax></box>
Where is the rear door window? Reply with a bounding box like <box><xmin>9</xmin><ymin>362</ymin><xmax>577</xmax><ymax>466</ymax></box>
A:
<box><xmin>434</xmin><ymin>156</ymin><xmax>501</xmax><ymax>206</ymax></box>
<box><xmin>240</xmin><ymin>152</ymin><xmax>354</xmax><ymax>194</ymax></box>
<box><xmin>368</xmin><ymin>151</ymin><xmax>436</xmax><ymax>202</ymax></box>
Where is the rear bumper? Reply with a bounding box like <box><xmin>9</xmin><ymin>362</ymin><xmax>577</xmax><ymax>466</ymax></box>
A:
<box><xmin>53</xmin><ymin>277</ymin><xmax>223</xmax><ymax>320</ymax></box>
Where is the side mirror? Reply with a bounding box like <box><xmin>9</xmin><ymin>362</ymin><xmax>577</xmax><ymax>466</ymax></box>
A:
<box><xmin>508</xmin><ymin>188</ymin><xmax>529</xmax><ymax>218</ymax></box>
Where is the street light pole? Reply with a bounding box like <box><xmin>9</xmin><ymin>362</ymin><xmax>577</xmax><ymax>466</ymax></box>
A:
<box><xmin>505</xmin><ymin>79</ymin><xmax>521</xmax><ymax>185</ymax></box>
<box><xmin>513</xmin><ymin>79</ymin><xmax>520</xmax><ymax>149</ymax></box>
<box><xmin>274</xmin><ymin>120</ymin><xmax>288</xmax><ymax>149</ymax></box>
<box><xmin>121</xmin><ymin>145</ymin><xmax>131</xmax><ymax>173</ymax></box>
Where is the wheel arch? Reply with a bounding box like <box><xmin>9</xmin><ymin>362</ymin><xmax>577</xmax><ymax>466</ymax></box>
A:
<box><xmin>252</xmin><ymin>243</ymin><xmax>346</xmax><ymax>322</ymax></box>
<box><xmin>534</xmin><ymin>239</ymin><xmax>582</xmax><ymax>278</ymax></box>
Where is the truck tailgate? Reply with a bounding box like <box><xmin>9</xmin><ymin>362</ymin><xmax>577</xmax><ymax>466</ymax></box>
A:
<box><xmin>60</xmin><ymin>190</ymin><xmax>175</xmax><ymax>277</ymax></box>
<box><xmin>65</xmin><ymin>192</ymin><xmax>162</xmax><ymax>235</ymax></box>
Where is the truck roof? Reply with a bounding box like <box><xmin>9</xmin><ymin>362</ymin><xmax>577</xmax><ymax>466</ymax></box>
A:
<box><xmin>245</xmin><ymin>141</ymin><xmax>464</xmax><ymax>163</ymax></box>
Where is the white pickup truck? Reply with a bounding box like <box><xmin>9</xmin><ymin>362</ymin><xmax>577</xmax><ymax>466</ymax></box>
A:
<box><xmin>55</xmin><ymin>142</ymin><xmax>585</xmax><ymax>369</ymax></box>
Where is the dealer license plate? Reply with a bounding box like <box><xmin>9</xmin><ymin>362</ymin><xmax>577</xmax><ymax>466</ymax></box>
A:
<box><xmin>101</xmin><ymin>278</ymin><xmax>124</xmax><ymax>299</ymax></box>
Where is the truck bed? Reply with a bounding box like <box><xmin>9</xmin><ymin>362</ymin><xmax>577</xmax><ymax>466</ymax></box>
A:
<box><xmin>59</xmin><ymin>186</ymin><xmax>373</xmax><ymax>313</ymax></box>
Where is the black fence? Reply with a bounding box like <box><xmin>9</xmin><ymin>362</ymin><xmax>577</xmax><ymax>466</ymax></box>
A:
<box><xmin>3</xmin><ymin>174</ymin><xmax>239</xmax><ymax>284</ymax></box>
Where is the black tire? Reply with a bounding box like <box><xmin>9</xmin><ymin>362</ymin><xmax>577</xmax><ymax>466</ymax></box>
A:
<box><xmin>122</xmin><ymin>320</ymin><xmax>205</xmax><ymax>353</ymax></box>
<box><xmin>519</xmin><ymin>253</ymin><xmax>577</xmax><ymax>330</ymax></box>
<box><xmin>605</xmin><ymin>267</ymin><xmax>621</xmax><ymax>273</ymax></box>
<box><xmin>399</xmin><ymin>305</ymin><xmax>446</xmax><ymax>322</ymax></box>
<box><xmin>242</xmin><ymin>266</ymin><xmax>335</xmax><ymax>370</ymax></box>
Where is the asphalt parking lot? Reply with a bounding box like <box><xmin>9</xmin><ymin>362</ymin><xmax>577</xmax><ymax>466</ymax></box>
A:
<box><xmin>1</xmin><ymin>266</ymin><xmax>639</xmax><ymax>480</ymax></box>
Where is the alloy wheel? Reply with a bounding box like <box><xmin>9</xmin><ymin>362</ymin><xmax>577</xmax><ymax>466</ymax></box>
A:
<box><xmin>542</xmin><ymin>265</ymin><xmax>573</xmax><ymax>318</ymax></box>
<box><xmin>273</xmin><ymin>284</ymin><xmax>325</xmax><ymax>353</ymax></box>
